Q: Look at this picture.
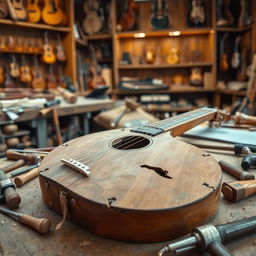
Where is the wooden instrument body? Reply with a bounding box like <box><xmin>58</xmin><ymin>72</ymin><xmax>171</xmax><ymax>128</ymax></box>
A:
<box><xmin>39</xmin><ymin>128</ymin><xmax>221</xmax><ymax>242</ymax></box>
<box><xmin>0</xmin><ymin>66</ymin><xmax>4</xmax><ymax>84</ymax></box>
<box><xmin>150</xmin><ymin>0</ymin><xmax>170</xmax><ymax>30</ymax></box>
<box><xmin>42</xmin><ymin>0</ymin><xmax>63</xmax><ymax>25</ymax></box>
<box><xmin>12</xmin><ymin>0</ymin><xmax>27</xmax><ymax>20</ymax></box>
<box><xmin>83</xmin><ymin>0</ymin><xmax>102</xmax><ymax>35</ymax></box>
<box><xmin>188</xmin><ymin>0</ymin><xmax>205</xmax><ymax>26</ymax></box>
<box><xmin>27</xmin><ymin>0</ymin><xmax>41</xmax><ymax>23</ymax></box>
<box><xmin>166</xmin><ymin>48</ymin><xmax>179</xmax><ymax>64</ymax></box>
<box><xmin>0</xmin><ymin>0</ymin><xmax>8</xmax><ymax>18</ymax></box>
<box><xmin>9</xmin><ymin>59</ymin><xmax>20</xmax><ymax>78</ymax></box>
<box><xmin>189</xmin><ymin>67</ymin><xmax>203</xmax><ymax>86</ymax></box>
<box><xmin>42</xmin><ymin>45</ymin><xmax>56</xmax><ymax>64</ymax></box>
<box><xmin>120</xmin><ymin>0</ymin><xmax>137</xmax><ymax>31</ymax></box>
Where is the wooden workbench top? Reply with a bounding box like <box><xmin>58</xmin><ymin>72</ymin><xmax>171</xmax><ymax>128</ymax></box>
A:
<box><xmin>0</xmin><ymin>137</ymin><xmax>256</xmax><ymax>256</ymax></box>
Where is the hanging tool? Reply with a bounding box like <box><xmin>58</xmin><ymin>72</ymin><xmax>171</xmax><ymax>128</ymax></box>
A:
<box><xmin>158</xmin><ymin>216</ymin><xmax>256</xmax><ymax>256</ymax></box>
<box><xmin>0</xmin><ymin>206</ymin><xmax>51</xmax><ymax>234</ymax></box>
<box><xmin>0</xmin><ymin>171</ymin><xmax>21</xmax><ymax>208</ymax></box>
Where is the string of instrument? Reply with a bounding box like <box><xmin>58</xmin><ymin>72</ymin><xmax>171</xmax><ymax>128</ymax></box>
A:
<box><xmin>0</xmin><ymin>0</ymin><xmax>67</xmax><ymax>26</ymax></box>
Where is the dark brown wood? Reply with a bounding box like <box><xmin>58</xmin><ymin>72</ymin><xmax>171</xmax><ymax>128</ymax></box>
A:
<box><xmin>39</xmin><ymin>108</ymin><xmax>222</xmax><ymax>242</ymax></box>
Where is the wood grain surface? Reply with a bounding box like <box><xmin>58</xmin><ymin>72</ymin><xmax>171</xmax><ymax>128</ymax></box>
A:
<box><xmin>39</xmin><ymin>128</ymin><xmax>222</xmax><ymax>242</ymax></box>
<box><xmin>0</xmin><ymin>137</ymin><xmax>256</xmax><ymax>255</ymax></box>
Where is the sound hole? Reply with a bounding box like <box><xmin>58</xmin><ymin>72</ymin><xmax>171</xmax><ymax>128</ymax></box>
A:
<box><xmin>111</xmin><ymin>136</ymin><xmax>151</xmax><ymax>150</ymax></box>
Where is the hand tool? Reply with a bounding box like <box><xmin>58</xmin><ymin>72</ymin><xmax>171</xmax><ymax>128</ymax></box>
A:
<box><xmin>5</xmin><ymin>150</ymin><xmax>41</xmax><ymax>164</ymax></box>
<box><xmin>14</xmin><ymin>167</ymin><xmax>39</xmax><ymax>187</ymax></box>
<box><xmin>0</xmin><ymin>159</ymin><xmax>25</xmax><ymax>173</ymax></box>
<box><xmin>218</xmin><ymin>160</ymin><xmax>255</xmax><ymax>180</ymax></box>
<box><xmin>0</xmin><ymin>170</ymin><xmax>21</xmax><ymax>208</ymax></box>
<box><xmin>11</xmin><ymin>163</ymin><xmax>39</xmax><ymax>177</ymax></box>
<box><xmin>222</xmin><ymin>180</ymin><xmax>256</xmax><ymax>202</ymax></box>
<box><xmin>0</xmin><ymin>205</ymin><xmax>51</xmax><ymax>234</ymax></box>
<box><xmin>158</xmin><ymin>216</ymin><xmax>256</xmax><ymax>256</ymax></box>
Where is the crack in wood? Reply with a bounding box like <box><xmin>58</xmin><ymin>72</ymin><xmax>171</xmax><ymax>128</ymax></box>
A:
<box><xmin>140</xmin><ymin>164</ymin><xmax>172</xmax><ymax>179</ymax></box>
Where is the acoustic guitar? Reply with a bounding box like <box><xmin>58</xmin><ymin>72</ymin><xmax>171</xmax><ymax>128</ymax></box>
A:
<box><xmin>88</xmin><ymin>45</ymin><xmax>106</xmax><ymax>90</ymax></box>
<box><xmin>238</xmin><ymin>0</ymin><xmax>253</xmax><ymax>27</ymax></box>
<box><xmin>83</xmin><ymin>0</ymin><xmax>102</xmax><ymax>35</ymax></box>
<box><xmin>0</xmin><ymin>66</ymin><xmax>4</xmax><ymax>84</ymax></box>
<box><xmin>9</xmin><ymin>54</ymin><xmax>20</xmax><ymax>78</ymax></box>
<box><xmin>4</xmin><ymin>66</ymin><xmax>15</xmax><ymax>88</ymax></box>
<box><xmin>26</xmin><ymin>0</ymin><xmax>41</xmax><ymax>23</ymax></box>
<box><xmin>56</xmin><ymin>33</ymin><xmax>66</xmax><ymax>62</ymax></box>
<box><xmin>189</xmin><ymin>67</ymin><xmax>203</xmax><ymax>86</ymax></box>
<box><xmin>11</xmin><ymin>0</ymin><xmax>27</xmax><ymax>20</ymax></box>
<box><xmin>5</xmin><ymin>0</ymin><xmax>17</xmax><ymax>20</ymax></box>
<box><xmin>166</xmin><ymin>47</ymin><xmax>179</xmax><ymax>64</ymax></box>
<box><xmin>42</xmin><ymin>0</ymin><xmax>64</xmax><ymax>26</ymax></box>
<box><xmin>20</xmin><ymin>55</ymin><xmax>32</xmax><ymax>83</ymax></box>
<box><xmin>150</xmin><ymin>0</ymin><xmax>170</xmax><ymax>30</ymax></box>
<box><xmin>219</xmin><ymin>33</ymin><xmax>229</xmax><ymax>71</ymax></box>
<box><xmin>187</xmin><ymin>0</ymin><xmax>205</xmax><ymax>27</ymax></box>
<box><xmin>32</xmin><ymin>55</ymin><xmax>46</xmax><ymax>91</ymax></box>
<box><xmin>46</xmin><ymin>64</ymin><xmax>57</xmax><ymax>90</ymax></box>
<box><xmin>231</xmin><ymin>36</ymin><xmax>241</xmax><ymax>69</ymax></box>
<box><xmin>120</xmin><ymin>0</ymin><xmax>137</xmax><ymax>31</ymax></box>
<box><xmin>0</xmin><ymin>0</ymin><xmax>8</xmax><ymax>18</ymax></box>
<box><xmin>42</xmin><ymin>31</ymin><xmax>56</xmax><ymax>64</ymax></box>
<box><xmin>39</xmin><ymin>107</ymin><xmax>223</xmax><ymax>242</ymax></box>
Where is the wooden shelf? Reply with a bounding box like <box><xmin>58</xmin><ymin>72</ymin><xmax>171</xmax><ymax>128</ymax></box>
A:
<box><xmin>218</xmin><ymin>89</ymin><xmax>246</xmax><ymax>96</ymax></box>
<box><xmin>116</xmin><ymin>28</ymin><xmax>214</xmax><ymax>38</ymax></box>
<box><xmin>0</xmin><ymin>19</ymin><xmax>70</xmax><ymax>32</ymax></box>
<box><xmin>0</xmin><ymin>49</ymin><xmax>43</xmax><ymax>55</ymax></box>
<box><xmin>111</xmin><ymin>87</ymin><xmax>215</xmax><ymax>95</ymax></box>
<box><xmin>216</xmin><ymin>25</ymin><xmax>252</xmax><ymax>33</ymax></box>
<box><xmin>118</xmin><ymin>62</ymin><xmax>213</xmax><ymax>69</ymax></box>
<box><xmin>85</xmin><ymin>34</ymin><xmax>112</xmax><ymax>40</ymax></box>
<box><xmin>3</xmin><ymin>130</ymin><xmax>30</xmax><ymax>139</ymax></box>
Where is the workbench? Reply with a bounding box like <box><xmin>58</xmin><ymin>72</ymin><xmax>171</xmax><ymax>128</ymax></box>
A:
<box><xmin>0</xmin><ymin>137</ymin><xmax>256</xmax><ymax>256</ymax></box>
<box><xmin>0</xmin><ymin>96</ymin><xmax>114</xmax><ymax>148</ymax></box>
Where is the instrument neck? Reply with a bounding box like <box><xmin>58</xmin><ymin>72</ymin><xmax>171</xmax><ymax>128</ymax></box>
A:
<box><xmin>131</xmin><ymin>107</ymin><xmax>218</xmax><ymax>137</ymax></box>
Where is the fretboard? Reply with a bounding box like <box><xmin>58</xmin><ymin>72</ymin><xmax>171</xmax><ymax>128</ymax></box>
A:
<box><xmin>130</xmin><ymin>107</ymin><xmax>218</xmax><ymax>137</ymax></box>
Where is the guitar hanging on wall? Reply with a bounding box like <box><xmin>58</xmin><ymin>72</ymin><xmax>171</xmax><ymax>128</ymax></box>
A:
<box><xmin>187</xmin><ymin>0</ymin><xmax>206</xmax><ymax>27</ymax></box>
<box><xmin>150</xmin><ymin>0</ymin><xmax>170</xmax><ymax>30</ymax></box>
<box><xmin>219</xmin><ymin>33</ymin><xmax>229</xmax><ymax>72</ymax></box>
<box><xmin>26</xmin><ymin>0</ymin><xmax>41</xmax><ymax>23</ymax></box>
<box><xmin>231</xmin><ymin>36</ymin><xmax>241</xmax><ymax>69</ymax></box>
<box><xmin>119</xmin><ymin>0</ymin><xmax>137</xmax><ymax>31</ymax></box>
<box><xmin>0</xmin><ymin>0</ymin><xmax>8</xmax><ymax>18</ymax></box>
<box><xmin>42</xmin><ymin>0</ymin><xmax>64</xmax><ymax>26</ymax></box>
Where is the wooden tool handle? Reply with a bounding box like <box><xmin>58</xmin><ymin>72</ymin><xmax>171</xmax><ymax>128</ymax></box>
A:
<box><xmin>222</xmin><ymin>180</ymin><xmax>256</xmax><ymax>202</ymax></box>
<box><xmin>4</xmin><ymin>187</ymin><xmax>21</xmax><ymax>209</ymax></box>
<box><xmin>19</xmin><ymin>214</ymin><xmax>51</xmax><ymax>234</ymax></box>
<box><xmin>0</xmin><ymin>159</ymin><xmax>25</xmax><ymax>173</ymax></box>
<box><xmin>218</xmin><ymin>160</ymin><xmax>255</xmax><ymax>180</ymax></box>
<box><xmin>57</xmin><ymin>87</ymin><xmax>77</xmax><ymax>103</ymax></box>
<box><xmin>52</xmin><ymin>107</ymin><xmax>63</xmax><ymax>145</ymax></box>
<box><xmin>14</xmin><ymin>168</ymin><xmax>38</xmax><ymax>187</ymax></box>
<box><xmin>234</xmin><ymin>112</ymin><xmax>256</xmax><ymax>125</ymax></box>
<box><xmin>6</xmin><ymin>150</ymin><xmax>36</xmax><ymax>163</ymax></box>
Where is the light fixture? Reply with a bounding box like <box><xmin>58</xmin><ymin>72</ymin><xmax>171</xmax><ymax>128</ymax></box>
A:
<box><xmin>134</xmin><ymin>33</ymin><xmax>146</xmax><ymax>38</ymax></box>
<box><xmin>168</xmin><ymin>31</ymin><xmax>181</xmax><ymax>37</ymax></box>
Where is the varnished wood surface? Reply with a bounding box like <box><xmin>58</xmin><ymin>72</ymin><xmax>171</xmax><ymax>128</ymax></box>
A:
<box><xmin>0</xmin><ymin>137</ymin><xmax>256</xmax><ymax>255</ymax></box>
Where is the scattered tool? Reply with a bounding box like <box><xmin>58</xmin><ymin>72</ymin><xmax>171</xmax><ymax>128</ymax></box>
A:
<box><xmin>0</xmin><ymin>171</ymin><xmax>21</xmax><ymax>208</ymax></box>
<box><xmin>234</xmin><ymin>112</ymin><xmax>256</xmax><ymax>125</ymax></box>
<box><xmin>190</xmin><ymin>143</ymin><xmax>256</xmax><ymax>170</ymax></box>
<box><xmin>222</xmin><ymin>180</ymin><xmax>256</xmax><ymax>202</ymax></box>
<box><xmin>241</xmin><ymin>146</ymin><xmax>256</xmax><ymax>170</ymax></box>
<box><xmin>14</xmin><ymin>167</ymin><xmax>39</xmax><ymax>187</ymax></box>
<box><xmin>0</xmin><ymin>159</ymin><xmax>25</xmax><ymax>173</ymax></box>
<box><xmin>158</xmin><ymin>216</ymin><xmax>256</xmax><ymax>256</ymax></box>
<box><xmin>218</xmin><ymin>160</ymin><xmax>255</xmax><ymax>180</ymax></box>
<box><xmin>6</xmin><ymin>150</ymin><xmax>41</xmax><ymax>164</ymax></box>
<box><xmin>0</xmin><ymin>206</ymin><xmax>51</xmax><ymax>234</ymax></box>
<box><xmin>11</xmin><ymin>164</ymin><xmax>39</xmax><ymax>177</ymax></box>
<box><xmin>57</xmin><ymin>87</ymin><xmax>77</xmax><ymax>104</ymax></box>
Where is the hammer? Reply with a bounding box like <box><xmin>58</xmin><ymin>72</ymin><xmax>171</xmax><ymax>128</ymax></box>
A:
<box><xmin>222</xmin><ymin>180</ymin><xmax>256</xmax><ymax>202</ymax></box>
<box><xmin>158</xmin><ymin>216</ymin><xmax>256</xmax><ymax>256</ymax></box>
